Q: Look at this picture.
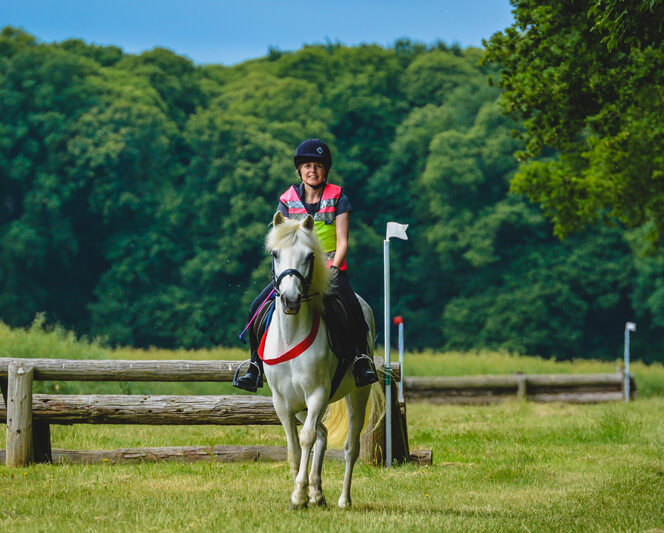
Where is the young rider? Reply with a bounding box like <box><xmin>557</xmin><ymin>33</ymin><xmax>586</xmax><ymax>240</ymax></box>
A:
<box><xmin>233</xmin><ymin>139</ymin><xmax>378</xmax><ymax>392</ymax></box>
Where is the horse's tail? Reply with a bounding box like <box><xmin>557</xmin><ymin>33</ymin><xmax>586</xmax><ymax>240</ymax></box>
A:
<box><xmin>324</xmin><ymin>381</ymin><xmax>386</xmax><ymax>448</ymax></box>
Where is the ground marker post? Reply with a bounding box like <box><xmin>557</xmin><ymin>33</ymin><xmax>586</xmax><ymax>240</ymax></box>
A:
<box><xmin>384</xmin><ymin>222</ymin><xmax>408</xmax><ymax>467</ymax></box>
<box><xmin>624</xmin><ymin>322</ymin><xmax>636</xmax><ymax>402</ymax></box>
<box><xmin>394</xmin><ymin>316</ymin><xmax>405</xmax><ymax>404</ymax></box>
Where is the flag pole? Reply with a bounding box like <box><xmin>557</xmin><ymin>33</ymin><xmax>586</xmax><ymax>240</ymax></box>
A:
<box><xmin>383</xmin><ymin>237</ymin><xmax>392</xmax><ymax>467</ymax></box>
<box><xmin>383</xmin><ymin>222</ymin><xmax>408</xmax><ymax>467</ymax></box>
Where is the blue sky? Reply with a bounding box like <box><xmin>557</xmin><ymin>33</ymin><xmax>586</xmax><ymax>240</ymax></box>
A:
<box><xmin>3</xmin><ymin>1</ymin><xmax>514</xmax><ymax>65</ymax></box>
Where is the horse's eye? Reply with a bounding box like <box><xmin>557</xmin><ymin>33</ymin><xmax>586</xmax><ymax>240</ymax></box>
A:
<box><xmin>271</xmin><ymin>250</ymin><xmax>279</xmax><ymax>259</ymax></box>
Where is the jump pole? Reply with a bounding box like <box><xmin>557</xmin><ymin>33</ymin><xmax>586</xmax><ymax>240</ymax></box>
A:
<box><xmin>383</xmin><ymin>222</ymin><xmax>408</xmax><ymax>467</ymax></box>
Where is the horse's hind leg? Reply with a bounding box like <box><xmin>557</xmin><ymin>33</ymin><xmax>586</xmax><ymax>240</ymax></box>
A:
<box><xmin>338</xmin><ymin>386</ymin><xmax>370</xmax><ymax>509</ymax></box>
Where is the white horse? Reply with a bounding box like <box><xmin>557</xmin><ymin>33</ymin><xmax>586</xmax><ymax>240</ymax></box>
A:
<box><xmin>261</xmin><ymin>211</ymin><xmax>384</xmax><ymax>509</ymax></box>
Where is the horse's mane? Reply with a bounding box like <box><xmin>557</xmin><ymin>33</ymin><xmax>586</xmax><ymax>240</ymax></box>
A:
<box><xmin>266</xmin><ymin>217</ymin><xmax>331</xmax><ymax>304</ymax></box>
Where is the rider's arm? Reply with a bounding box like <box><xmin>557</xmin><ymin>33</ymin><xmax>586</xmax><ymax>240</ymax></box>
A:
<box><xmin>333</xmin><ymin>212</ymin><xmax>349</xmax><ymax>268</ymax></box>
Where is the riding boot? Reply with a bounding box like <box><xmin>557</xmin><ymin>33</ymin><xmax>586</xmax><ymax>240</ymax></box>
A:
<box><xmin>352</xmin><ymin>353</ymin><xmax>379</xmax><ymax>387</ymax></box>
<box><xmin>232</xmin><ymin>358</ymin><xmax>264</xmax><ymax>392</ymax></box>
<box><xmin>233</xmin><ymin>329</ymin><xmax>264</xmax><ymax>392</ymax></box>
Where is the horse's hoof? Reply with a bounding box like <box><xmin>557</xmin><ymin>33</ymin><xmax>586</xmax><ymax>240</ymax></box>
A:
<box><xmin>289</xmin><ymin>500</ymin><xmax>308</xmax><ymax>511</ymax></box>
<box><xmin>338</xmin><ymin>497</ymin><xmax>352</xmax><ymax>509</ymax></box>
<box><xmin>309</xmin><ymin>495</ymin><xmax>327</xmax><ymax>507</ymax></box>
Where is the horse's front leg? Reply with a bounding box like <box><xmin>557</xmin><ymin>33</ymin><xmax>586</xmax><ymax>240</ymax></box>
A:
<box><xmin>273</xmin><ymin>395</ymin><xmax>301</xmax><ymax>480</ymax></box>
<box><xmin>291</xmin><ymin>389</ymin><xmax>327</xmax><ymax>510</ymax></box>
<box><xmin>307</xmin><ymin>421</ymin><xmax>328</xmax><ymax>506</ymax></box>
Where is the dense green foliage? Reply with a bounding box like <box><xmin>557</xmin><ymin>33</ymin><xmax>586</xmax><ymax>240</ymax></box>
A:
<box><xmin>1</xmin><ymin>27</ymin><xmax>663</xmax><ymax>361</ymax></box>
<box><xmin>483</xmin><ymin>0</ymin><xmax>664</xmax><ymax>243</ymax></box>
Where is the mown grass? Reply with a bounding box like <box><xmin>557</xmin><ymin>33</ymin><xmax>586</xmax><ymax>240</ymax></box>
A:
<box><xmin>2</xmin><ymin>320</ymin><xmax>664</xmax><ymax>531</ymax></box>
<box><xmin>1</xmin><ymin>400</ymin><xmax>663</xmax><ymax>532</ymax></box>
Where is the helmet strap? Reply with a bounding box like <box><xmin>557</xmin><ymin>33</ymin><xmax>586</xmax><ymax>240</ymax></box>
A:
<box><xmin>309</xmin><ymin>180</ymin><xmax>326</xmax><ymax>190</ymax></box>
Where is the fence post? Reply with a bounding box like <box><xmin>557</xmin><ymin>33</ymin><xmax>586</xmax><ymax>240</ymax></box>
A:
<box><xmin>32</xmin><ymin>422</ymin><xmax>52</xmax><ymax>464</ymax></box>
<box><xmin>6</xmin><ymin>362</ymin><xmax>34</xmax><ymax>467</ymax></box>
<box><xmin>1</xmin><ymin>376</ymin><xmax>7</xmax><ymax>408</ymax></box>
<box><xmin>516</xmin><ymin>373</ymin><xmax>527</xmax><ymax>399</ymax></box>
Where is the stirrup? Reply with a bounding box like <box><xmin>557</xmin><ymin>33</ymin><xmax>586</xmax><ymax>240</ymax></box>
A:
<box><xmin>352</xmin><ymin>353</ymin><xmax>378</xmax><ymax>387</ymax></box>
<box><xmin>353</xmin><ymin>353</ymin><xmax>374</xmax><ymax>365</ymax></box>
<box><xmin>232</xmin><ymin>359</ymin><xmax>263</xmax><ymax>388</ymax></box>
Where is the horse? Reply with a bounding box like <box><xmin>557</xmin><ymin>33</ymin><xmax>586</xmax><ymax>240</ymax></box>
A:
<box><xmin>261</xmin><ymin>211</ymin><xmax>384</xmax><ymax>509</ymax></box>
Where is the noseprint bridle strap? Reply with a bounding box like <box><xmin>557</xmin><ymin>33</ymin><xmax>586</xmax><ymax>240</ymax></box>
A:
<box><xmin>271</xmin><ymin>253</ymin><xmax>315</xmax><ymax>299</ymax></box>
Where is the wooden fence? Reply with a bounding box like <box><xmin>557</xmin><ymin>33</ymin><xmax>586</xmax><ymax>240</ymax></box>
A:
<box><xmin>0</xmin><ymin>357</ymin><xmax>426</xmax><ymax>467</ymax></box>
<box><xmin>403</xmin><ymin>371</ymin><xmax>636</xmax><ymax>404</ymax></box>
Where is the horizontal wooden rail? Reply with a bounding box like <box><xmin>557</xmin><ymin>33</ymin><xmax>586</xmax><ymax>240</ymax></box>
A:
<box><xmin>0</xmin><ymin>358</ymin><xmax>400</xmax><ymax>383</ymax></box>
<box><xmin>0</xmin><ymin>394</ymin><xmax>279</xmax><ymax>425</ymax></box>
<box><xmin>0</xmin><ymin>445</ymin><xmax>433</xmax><ymax>465</ymax></box>
<box><xmin>0</xmin><ymin>358</ymin><xmax>242</xmax><ymax>382</ymax></box>
<box><xmin>403</xmin><ymin>372</ymin><xmax>635</xmax><ymax>404</ymax></box>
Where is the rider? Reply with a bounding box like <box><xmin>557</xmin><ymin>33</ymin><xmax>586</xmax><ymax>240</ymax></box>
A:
<box><xmin>233</xmin><ymin>138</ymin><xmax>379</xmax><ymax>392</ymax></box>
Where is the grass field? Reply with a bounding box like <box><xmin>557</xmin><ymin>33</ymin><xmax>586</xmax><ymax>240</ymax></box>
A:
<box><xmin>2</xmin><ymin>321</ymin><xmax>664</xmax><ymax>531</ymax></box>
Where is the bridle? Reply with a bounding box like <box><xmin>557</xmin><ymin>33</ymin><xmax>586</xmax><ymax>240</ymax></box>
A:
<box><xmin>271</xmin><ymin>253</ymin><xmax>315</xmax><ymax>300</ymax></box>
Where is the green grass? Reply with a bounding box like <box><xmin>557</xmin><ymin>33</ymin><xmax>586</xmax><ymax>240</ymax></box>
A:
<box><xmin>1</xmin><ymin>400</ymin><xmax>663</xmax><ymax>532</ymax></box>
<box><xmin>2</xmin><ymin>321</ymin><xmax>664</xmax><ymax>531</ymax></box>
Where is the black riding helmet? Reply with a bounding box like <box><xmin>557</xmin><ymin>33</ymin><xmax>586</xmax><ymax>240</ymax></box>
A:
<box><xmin>293</xmin><ymin>139</ymin><xmax>332</xmax><ymax>171</ymax></box>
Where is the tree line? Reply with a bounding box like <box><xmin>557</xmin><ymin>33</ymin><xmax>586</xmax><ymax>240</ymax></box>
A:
<box><xmin>1</xmin><ymin>24</ymin><xmax>662</xmax><ymax>362</ymax></box>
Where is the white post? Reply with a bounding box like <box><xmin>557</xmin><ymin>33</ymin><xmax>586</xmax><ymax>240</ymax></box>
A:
<box><xmin>394</xmin><ymin>317</ymin><xmax>405</xmax><ymax>404</ymax></box>
<box><xmin>383</xmin><ymin>222</ymin><xmax>408</xmax><ymax>467</ymax></box>
<box><xmin>624</xmin><ymin>322</ymin><xmax>636</xmax><ymax>402</ymax></box>
<box><xmin>383</xmin><ymin>239</ymin><xmax>392</xmax><ymax>467</ymax></box>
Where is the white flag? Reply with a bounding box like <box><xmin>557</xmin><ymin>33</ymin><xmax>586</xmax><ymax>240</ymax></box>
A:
<box><xmin>386</xmin><ymin>222</ymin><xmax>409</xmax><ymax>240</ymax></box>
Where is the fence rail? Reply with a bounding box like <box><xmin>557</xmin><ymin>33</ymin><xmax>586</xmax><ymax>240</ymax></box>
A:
<box><xmin>403</xmin><ymin>372</ymin><xmax>636</xmax><ymax>404</ymax></box>
<box><xmin>0</xmin><ymin>394</ymin><xmax>279</xmax><ymax>425</ymax></box>
<box><xmin>0</xmin><ymin>358</ymin><xmax>401</xmax><ymax>383</ymax></box>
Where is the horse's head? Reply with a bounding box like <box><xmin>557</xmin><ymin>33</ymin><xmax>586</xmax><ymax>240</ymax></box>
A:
<box><xmin>268</xmin><ymin>211</ymin><xmax>329</xmax><ymax>315</ymax></box>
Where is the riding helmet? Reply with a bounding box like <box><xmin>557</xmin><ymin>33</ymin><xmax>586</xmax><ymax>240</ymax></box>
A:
<box><xmin>293</xmin><ymin>139</ymin><xmax>332</xmax><ymax>170</ymax></box>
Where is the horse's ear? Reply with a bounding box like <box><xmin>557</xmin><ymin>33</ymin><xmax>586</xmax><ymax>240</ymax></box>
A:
<box><xmin>301</xmin><ymin>214</ymin><xmax>314</xmax><ymax>231</ymax></box>
<box><xmin>273</xmin><ymin>211</ymin><xmax>285</xmax><ymax>226</ymax></box>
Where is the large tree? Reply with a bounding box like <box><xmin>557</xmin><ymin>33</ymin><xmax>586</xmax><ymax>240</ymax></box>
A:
<box><xmin>483</xmin><ymin>0</ymin><xmax>664</xmax><ymax>243</ymax></box>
